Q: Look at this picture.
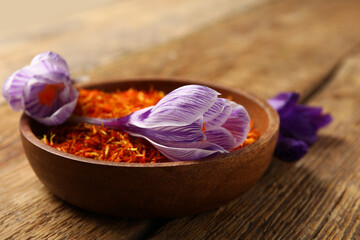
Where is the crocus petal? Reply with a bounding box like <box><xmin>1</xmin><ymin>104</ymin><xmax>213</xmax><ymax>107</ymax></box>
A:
<box><xmin>279</xmin><ymin>111</ymin><xmax>318</xmax><ymax>146</ymax></box>
<box><xmin>222</xmin><ymin>102</ymin><xmax>251</xmax><ymax>146</ymax></box>
<box><xmin>132</xmin><ymin>85</ymin><xmax>219</xmax><ymax>128</ymax></box>
<box><xmin>203</xmin><ymin>127</ymin><xmax>235</xmax><ymax>151</ymax></box>
<box><xmin>203</xmin><ymin>98</ymin><xmax>232</xmax><ymax>130</ymax></box>
<box><xmin>295</xmin><ymin>105</ymin><xmax>333</xmax><ymax>129</ymax></box>
<box><xmin>31</xmin><ymin>51</ymin><xmax>69</xmax><ymax>76</ymax></box>
<box><xmin>279</xmin><ymin>105</ymin><xmax>332</xmax><ymax>146</ymax></box>
<box><xmin>203</xmin><ymin>98</ymin><xmax>230</xmax><ymax>122</ymax></box>
<box><xmin>2</xmin><ymin>67</ymin><xmax>33</xmax><ymax>111</ymax></box>
<box><xmin>274</xmin><ymin>134</ymin><xmax>308</xmax><ymax>162</ymax></box>
<box><xmin>138</xmin><ymin>120</ymin><xmax>205</xmax><ymax>144</ymax></box>
<box><xmin>314</xmin><ymin>113</ymin><xmax>332</xmax><ymax>129</ymax></box>
<box><xmin>129</xmin><ymin>132</ymin><xmax>228</xmax><ymax>161</ymax></box>
<box><xmin>267</xmin><ymin>92</ymin><xmax>299</xmax><ymax>115</ymax></box>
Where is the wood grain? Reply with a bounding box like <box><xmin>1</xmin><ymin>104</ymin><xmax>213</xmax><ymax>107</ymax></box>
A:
<box><xmin>89</xmin><ymin>0</ymin><xmax>360</xmax><ymax>100</ymax></box>
<box><xmin>0</xmin><ymin>0</ymin><xmax>269</xmax><ymax>99</ymax></box>
<box><xmin>147</xmin><ymin>48</ymin><xmax>360</xmax><ymax>240</ymax></box>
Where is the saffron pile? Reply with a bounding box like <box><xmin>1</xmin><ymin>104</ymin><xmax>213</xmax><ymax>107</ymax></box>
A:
<box><xmin>41</xmin><ymin>88</ymin><xmax>260</xmax><ymax>163</ymax></box>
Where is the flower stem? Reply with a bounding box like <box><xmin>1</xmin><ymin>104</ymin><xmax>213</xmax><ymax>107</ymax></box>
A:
<box><xmin>68</xmin><ymin>115</ymin><xmax>130</xmax><ymax>131</ymax></box>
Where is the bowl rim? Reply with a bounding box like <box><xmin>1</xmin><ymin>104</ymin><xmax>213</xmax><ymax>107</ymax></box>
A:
<box><xmin>20</xmin><ymin>77</ymin><xmax>279</xmax><ymax>168</ymax></box>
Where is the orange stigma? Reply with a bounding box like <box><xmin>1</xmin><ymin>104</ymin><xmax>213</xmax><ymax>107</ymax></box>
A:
<box><xmin>38</xmin><ymin>83</ymin><xmax>64</xmax><ymax>106</ymax></box>
<box><xmin>201</xmin><ymin>123</ymin><xmax>207</xmax><ymax>141</ymax></box>
<box><xmin>202</xmin><ymin>123</ymin><xmax>206</xmax><ymax>132</ymax></box>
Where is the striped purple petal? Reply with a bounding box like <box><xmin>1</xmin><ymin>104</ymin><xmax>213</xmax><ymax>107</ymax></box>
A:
<box><xmin>129</xmin><ymin>132</ymin><xmax>228</xmax><ymax>161</ymax></box>
<box><xmin>222</xmin><ymin>102</ymin><xmax>251</xmax><ymax>147</ymax></box>
<box><xmin>131</xmin><ymin>85</ymin><xmax>219</xmax><ymax>128</ymax></box>
<box><xmin>203</xmin><ymin>98</ymin><xmax>232</xmax><ymax>130</ymax></box>
<box><xmin>2</xmin><ymin>66</ymin><xmax>33</xmax><ymax>111</ymax></box>
<box><xmin>203</xmin><ymin>127</ymin><xmax>235</xmax><ymax>151</ymax></box>
<box><xmin>31</xmin><ymin>51</ymin><xmax>70</xmax><ymax>76</ymax></box>
<box><xmin>138</xmin><ymin>120</ymin><xmax>205</xmax><ymax>143</ymax></box>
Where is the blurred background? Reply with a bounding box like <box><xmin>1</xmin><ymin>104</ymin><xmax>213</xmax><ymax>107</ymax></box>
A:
<box><xmin>0</xmin><ymin>0</ymin><xmax>265</xmax><ymax>82</ymax></box>
<box><xmin>0</xmin><ymin>0</ymin><xmax>116</xmax><ymax>38</ymax></box>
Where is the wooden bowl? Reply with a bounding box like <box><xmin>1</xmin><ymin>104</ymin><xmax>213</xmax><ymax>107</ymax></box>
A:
<box><xmin>20</xmin><ymin>78</ymin><xmax>279</xmax><ymax>218</ymax></box>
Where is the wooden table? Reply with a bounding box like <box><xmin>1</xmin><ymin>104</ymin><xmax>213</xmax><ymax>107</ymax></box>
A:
<box><xmin>1</xmin><ymin>0</ymin><xmax>360</xmax><ymax>239</ymax></box>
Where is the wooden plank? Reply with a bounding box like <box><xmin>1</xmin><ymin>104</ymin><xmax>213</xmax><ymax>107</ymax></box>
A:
<box><xmin>304</xmin><ymin>50</ymin><xmax>360</xmax><ymax>239</ymax></box>
<box><xmin>89</xmin><ymin>0</ymin><xmax>360</xmax><ymax>100</ymax></box>
<box><xmin>147</xmin><ymin>47</ymin><xmax>360</xmax><ymax>239</ymax></box>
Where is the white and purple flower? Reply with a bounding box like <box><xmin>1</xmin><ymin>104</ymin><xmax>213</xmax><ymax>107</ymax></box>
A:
<box><xmin>268</xmin><ymin>92</ymin><xmax>332</xmax><ymax>162</ymax></box>
<box><xmin>3</xmin><ymin>52</ymin><xmax>333</xmax><ymax>162</ymax></box>
<box><xmin>74</xmin><ymin>85</ymin><xmax>251</xmax><ymax>161</ymax></box>
<box><xmin>2</xmin><ymin>52</ymin><xmax>78</xmax><ymax>125</ymax></box>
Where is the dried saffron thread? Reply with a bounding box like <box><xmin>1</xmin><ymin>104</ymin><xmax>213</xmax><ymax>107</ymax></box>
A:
<box><xmin>41</xmin><ymin>88</ymin><xmax>260</xmax><ymax>163</ymax></box>
<box><xmin>44</xmin><ymin>123</ymin><xmax>167</xmax><ymax>163</ymax></box>
<box><xmin>74</xmin><ymin>87</ymin><xmax>165</xmax><ymax>118</ymax></box>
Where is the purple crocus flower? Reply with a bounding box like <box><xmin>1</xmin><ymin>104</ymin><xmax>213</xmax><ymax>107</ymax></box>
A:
<box><xmin>2</xmin><ymin>52</ymin><xmax>251</xmax><ymax>162</ymax></box>
<box><xmin>2</xmin><ymin>52</ymin><xmax>78</xmax><ymax>125</ymax></box>
<box><xmin>73</xmin><ymin>85</ymin><xmax>251</xmax><ymax>161</ymax></box>
<box><xmin>268</xmin><ymin>92</ymin><xmax>332</xmax><ymax>162</ymax></box>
